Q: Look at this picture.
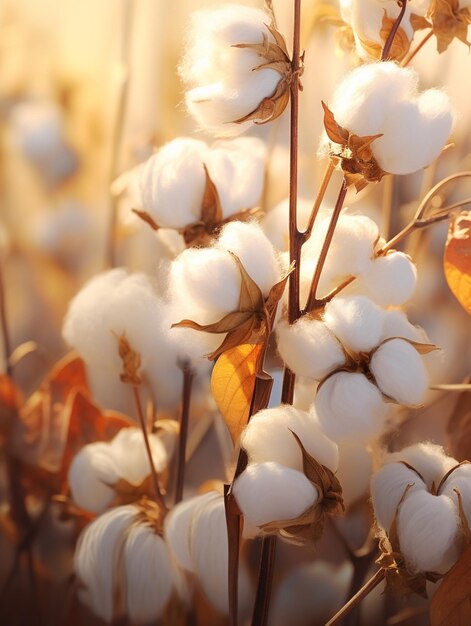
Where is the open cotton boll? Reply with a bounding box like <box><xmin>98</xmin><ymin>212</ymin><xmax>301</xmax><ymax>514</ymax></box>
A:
<box><xmin>372</xmin><ymin>89</ymin><xmax>454</xmax><ymax>175</ymax></box>
<box><xmin>397</xmin><ymin>491</ymin><xmax>461</xmax><ymax>574</ymax></box>
<box><xmin>138</xmin><ymin>138</ymin><xmax>208</xmax><ymax>229</ymax></box>
<box><xmin>190</xmin><ymin>494</ymin><xmax>253</xmax><ymax>616</ymax></box>
<box><xmin>68</xmin><ymin>443</ymin><xmax>120</xmax><ymax>514</ymax></box>
<box><xmin>356</xmin><ymin>252</ymin><xmax>418</xmax><ymax>307</ymax></box>
<box><xmin>370</xmin><ymin>339</ymin><xmax>428</xmax><ymax>405</ymax></box>
<box><xmin>381</xmin><ymin>310</ymin><xmax>428</xmax><ymax>343</ymax></box>
<box><xmin>75</xmin><ymin>505</ymin><xmax>139</xmax><ymax>623</ymax></box>
<box><xmin>164</xmin><ymin>491</ymin><xmax>220</xmax><ymax>572</ymax></box>
<box><xmin>315</xmin><ymin>372</ymin><xmax>389</xmax><ymax>441</ymax></box>
<box><xmin>204</xmin><ymin>137</ymin><xmax>266</xmax><ymax>219</ymax></box>
<box><xmin>336</xmin><ymin>441</ymin><xmax>372</xmax><ymax>509</ymax></box>
<box><xmin>168</xmin><ymin>247</ymin><xmax>240</xmax><ymax>322</ymax></box>
<box><xmin>371</xmin><ymin>462</ymin><xmax>427</xmax><ymax>531</ymax></box>
<box><xmin>385</xmin><ymin>443</ymin><xmax>458</xmax><ymax>493</ymax></box>
<box><xmin>323</xmin><ymin>296</ymin><xmax>385</xmax><ymax>354</ymax></box>
<box><xmin>240</xmin><ymin>405</ymin><xmax>339</xmax><ymax>473</ymax></box>
<box><xmin>233</xmin><ymin>463</ymin><xmax>318</xmax><ymax>533</ymax></box>
<box><xmin>123</xmin><ymin>525</ymin><xmax>174</xmax><ymax>624</ymax></box>
<box><xmin>109</xmin><ymin>428</ymin><xmax>168</xmax><ymax>485</ymax></box>
<box><xmin>216</xmin><ymin>221</ymin><xmax>281</xmax><ymax>296</ymax></box>
<box><xmin>276</xmin><ymin>318</ymin><xmax>345</xmax><ymax>381</ymax></box>
<box><xmin>180</xmin><ymin>5</ymin><xmax>283</xmax><ymax>135</ymax></box>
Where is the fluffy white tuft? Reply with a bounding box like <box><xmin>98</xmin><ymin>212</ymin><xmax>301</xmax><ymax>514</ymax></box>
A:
<box><xmin>233</xmin><ymin>462</ymin><xmax>318</xmax><ymax>532</ymax></box>
<box><xmin>336</xmin><ymin>441</ymin><xmax>372</xmax><ymax>508</ymax></box>
<box><xmin>439</xmin><ymin>463</ymin><xmax>471</xmax><ymax>528</ymax></box>
<box><xmin>323</xmin><ymin>296</ymin><xmax>385</xmax><ymax>354</ymax></box>
<box><xmin>240</xmin><ymin>405</ymin><xmax>339</xmax><ymax>472</ymax></box>
<box><xmin>370</xmin><ymin>338</ymin><xmax>428</xmax><ymax>405</ymax></box>
<box><xmin>315</xmin><ymin>372</ymin><xmax>389</xmax><ymax>441</ymax></box>
<box><xmin>276</xmin><ymin>318</ymin><xmax>345</xmax><ymax>381</ymax></box>
<box><xmin>109</xmin><ymin>427</ymin><xmax>168</xmax><ymax>484</ymax></box>
<box><xmin>356</xmin><ymin>252</ymin><xmax>418</xmax><ymax>306</ymax></box>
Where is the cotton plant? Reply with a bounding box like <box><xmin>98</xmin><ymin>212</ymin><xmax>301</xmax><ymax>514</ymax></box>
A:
<box><xmin>371</xmin><ymin>443</ymin><xmax>471</xmax><ymax>593</ymax></box>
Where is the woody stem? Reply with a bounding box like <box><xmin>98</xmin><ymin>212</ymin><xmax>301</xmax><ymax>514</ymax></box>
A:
<box><xmin>0</xmin><ymin>258</ymin><xmax>12</xmax><ymax>377</ymax></box>
<box><xmin>381</xmin><ymin>0</ymin><xmax>407</xmax><ymax>61</ymax></box>
<box><xmin>325</xmin><ymin>569</ymin><xmax>386</xmax><ymax>626</ymax></box>
<box><xmin>175</xmin><ymin>363</ymin><xmax>194</xmax><ymax>504</ymax></box>
<box><xmin>132</xmin><ymin>385</ymin><xmax>167</xmax><ymax>511</ymax></box>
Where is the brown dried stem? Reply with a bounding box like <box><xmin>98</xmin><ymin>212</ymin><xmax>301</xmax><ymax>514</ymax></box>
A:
<box><xmin>325</xmin><ymin>568</ymin><xmax>386</xmax><ymax>626</ymax></box>
<box><xmin>105</xmin><ymin>0</ymin><xmax>134</xmax><ymax>268</ymax></box>
<box><xmin>0</xmin><ymin>257</ymin><xmax>12</xmax><ymax>377</ymax></box>
<box><xmin>132</xmin><ymin>385</ymin><xmax>167</xmax><ymax>511</ymax></box>
<box><xmin>302</xmin><ymin>161</ymin><xmax>335</xmax><ymax>243</ymax></box>
<box><xmin>174</xmin><ymin>362</ymin><xmax>194</xmax><ymax>505</ymax></box>
<box><xmin>304</xmin><ymin>178</ymin><xmax>348</xmax><ymax>312</ymax></box>
<box><xmin>401</xmin><ymin>29</ymin><xmax>433</xmax><ymax>67</ymax></box>
<box><xmin>381</xmin><ymin>0</ymin><xmax>408</xmax><ymax>61</ymax></box>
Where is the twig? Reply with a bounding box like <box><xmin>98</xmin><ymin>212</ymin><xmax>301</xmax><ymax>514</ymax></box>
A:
<box><xmin>174</xmin><ymin>362</ymin><xmax>194</xmax><ymax>504</ymax></box>
<box><xmin>105</xmin><ymin>0</ymin><xmax>134</xmax><ymax>268</ymax></box>
<box><xmin>381</xmin><ymin>0</ymin><xmax>407</xmax><ymax>61</ymax></box>
<box><xmin>304</xmin><ymin>179</ymin><xmax>347</xmax><ymax>312</ymax></box>
<box><xmin>325</xmin><ymin>569</ymin><xmax>385</xmax><ymax>626</ymax></box>
<box><xmin>401</xmin><ymin>30</ymin><xmax>433</xmax><ymax>67</ymax></box>
<box><xmin>302</xmin><ymin>161</ymin><xmax>335</xmax><ymax>242</ymax></box>
<box><xmin>132</xmin><ymin>385</ymin><xmax>167</xmax><ymax>511</ymax></box>
<box><xmin>381</xmin><ymin>175</ymin><xmax>395</xmax><ymax>242</ymax></box>
<box><xmin>0</xmin><ymin>255</ymin><xmax>12</xmax><ymax>377</ymax></box>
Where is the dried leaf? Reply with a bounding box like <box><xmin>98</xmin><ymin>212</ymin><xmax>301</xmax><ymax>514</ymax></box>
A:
<box><xmin>429</xmin><ymin>0</ymin><xmax>471</xmax><ymax>53</ymax></box>
<box><xmin>430</xmin><ymin>543</ymin><xmax>471</xmax><ymax>625</ymax></box>
<box><xmin>446</xmin><ymin>380</ymin><xmax>471</xmax><ymax>461</ymax></box>
<box><xmin>200</xmin><ymin>164</ymin><xmax>223</xmax><ymax>230</ymax></box>
<box><xmin>0</xmin><ymin>375</ymin><xmax>22</xmax><ymax>439</ymax></box>
<box><xmin>132</xmin><ymin>209</ymin><xmax>160</xmax><ymax>231</ymax></box>
<box><xmin>444</xmin><ymin>211</ymin><xmax>471</xmax><ymax>315</ymax></box>
<box><xmin>410</xmin><ymin>14</ymin><xmax>432</xmax><ymax>31</ymax></box>
<box><xmin>211</xmin><ymin>343</ymin><xmax>263</xmax><ymax>444</ymax></box>
<box><xmin>321</xmin><ymin>100</ymin><xmax>349</xmax><ymax>145</ymax></box>
<box><xmin>114</xmin><ymin>333</ymin><xmax>142</xmax><ymax>385</ymax></box>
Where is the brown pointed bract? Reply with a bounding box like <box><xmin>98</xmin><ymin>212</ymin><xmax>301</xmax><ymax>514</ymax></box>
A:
<box><xmin>429</xmin><ymin>0</ymin><xmax>471</xmax><ymax>53</ymax></box>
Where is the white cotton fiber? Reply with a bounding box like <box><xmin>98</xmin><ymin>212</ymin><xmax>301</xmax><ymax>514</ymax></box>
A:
<box><xmin>124</xmin><ymin>526</ymin><xmax>173</xmax><ymax>624</ymax></box>
<box><xmin>336</xmin><ymin>440</ymin><xmax>372</xmax><ymax>509</ymax></box>
<box><xmin>276</xmin><ymin>318</ymin><xmax>346</xmax><ymax>381</ymax></box>
<box><xmin>370</xmin><ymin>339</ymin><xmax>428</xmax><ymax>405</ymax></box>
<box><xmin>68</xmin><ymin>442</ymin><xmax>120</xmax><ymax>514</ymax></box>
<box><xmin>109</xmin><ymin>428</ymin><xmax>168</xmax><ymax>485</ymax></box>
<box><xmin>216</xmin><ymin>221</ymin><xmax>281</xmax><ymax>297</ymax></box>
<box><xmin>439</xmin><ymin>463</ymin><xmax>471</xmax><ymax>529</ymax></box>
<box><xmin>139</xmin><ymin>138</ymin><xmax>207</xmax><ymax>228</ymax></box>
<box><xmin>371</xmin><ymin>461</ymin><xmax>427</xmax><ymax>532</ymax></box>
<box><xmin>240</xmin><ymin>405</ymin><xmax>339</xmax><ymax>472</ymax></box>
<box><xmin>381</xmin><ymin>310</ymin><xmax>428</xmax><ymax>343</ymax></box>
<box><xmin>233</xmin><ymin>462</ymin><xmax>318</xmax><ymax>530</ymax></box>
<box><xmin>323</xmin><ymin>296</ymin><xmax>385</xmax><ymax>354</ymax></box>
<box><xmin>397</xmin><ymin>491</ymin><xmax>461</xmax><ymax>574</ymax></box>
<box><xmin>357</xmin><ymin>252</ymin><xmax>418</xmax><ymax>307</ymax></box>
<box><xmin>315</xmin><ymin>372</ymin><xmax>389</xmax><ymax>441</ymax></box>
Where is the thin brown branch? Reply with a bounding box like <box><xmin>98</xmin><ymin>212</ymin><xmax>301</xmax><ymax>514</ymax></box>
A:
<box><xmin>0</xmin><ymin>257</ymin><xmax>12</xmax><ymax>377</ymax></box>
<box><xmin>174</xmin><ymin>362</ymin><xmax>194</xmax><ymax>505</ymax></box>
<box><xmin>381</xmin><ymin>175</ymin><xmax>395</xmax><ymax>241</ymax></box>
<box><xmin>381</xmin><ymin>0</ymin><xmax>407</xmax><ymax>61</ymax></box>
<box><xmin>302</xmin><ymin>161</ymin><xmax>335</xmax><ymax>242</ymax></box>
<box><xmin>304</xmin><ymin>179</ymin><xmax>347</xmax><ymax>312</ymax></box>
<box><xmin>325</xmin><ymin>568</ymin><xmax>386</xmax><ymax>626</ymax></box>
<box><xmin>132</xmin><ymin>385</ymin><xmax>167</xmax><ymax>511</ymax></box>
<box><xmin>401</xmin><ymin>29</ymin><xmax>433</xmax><ymax>67</ymax></box>
<box><xmin>105</xmin><ymin>0</ymin><xmax>134</xmax><ymax>268</ymax></box>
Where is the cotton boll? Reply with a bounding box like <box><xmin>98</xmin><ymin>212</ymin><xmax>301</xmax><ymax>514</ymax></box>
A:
<box><xmin>373</xmin><ymin>89</ymin><xmax>454</xmax><ymax>175</ymax></box>
<box><xmin>216</xmin><ymin>221</ymin><xmax>281</xmax><ymax>297</ymax></box>
<box><xmin>138</xmin><ymin>138</ymin><xmax>208</xmax><ymax>228</ymax></box>
<box><xmin>336</xmin><ymin>441</ymin><xmax>372</xmax><ymax>509</ymax></box>
<box><xmin>276</xmin><ymin>318</ymin><xmax>346</xmax><ymax>381</ymax></box>
<box><xmin>233</xmin><ymin>462</ymin><xmax>318</xmax><ymax>533</ymax></box>
<box><xmin>439</xmin><ymin>463</ymin><xmax>471</xmax><ymax>528</ymax></box>
<box><xmin>164</xmin><ymin>491</ymin><xmax>220</xmax><ymax>572</ymax></box>
<box><xmin>124</xmin><ymin>525</ymin><xmax>173</xmax><ymax>624</ymax></box>
<box><xmin>240</xmin><ymin>405</ymin><xmax>339</xmax><ymax>473</ymax></box>
<box><xmin>371</xmin><ymin>462</ymin><xmax>427</xmax><ymax>531</ymax></box>
<box><xmin>204</xmin><ymin>137</ymin><xmax>266</xmax><ymax>218</ymax></box>
<box><xmin>180</xmin><ymin>5</ymin><xmax>283</xmax><ymax>136</ymax></box>
<box><xmin>385</xmin><ymin>443</ymin><xmax>457</xmax><ymax>493</ymax></box>
<box><xmin>356</xmin><ymin>252</ymin><xmax>418</xmax><ymax>306</ymax></box>
<box><xmin>370</xmin><ymin>339</ymin><xmax>428</xmax><ymax>405</ymax></box>
<box><xmin>109</xmin><ymin>428</ymin><xmax>168</xmax><ymax>485</ymax></box>
<box><xmin>168</xmin><ymin>247</ymin><xmax>240</xmax><ymax>321</ymax></box>
<box><xmin>381</xmin><ymin>310</ymin><xmax>428</xmax><ymax>343</ymax></box>
<box><xmin>323</xmin><ymin>296</ymin><xmax>385</xmax><ymax>354</ymax></box>
<box><xmin>315</xmin><ymin>372</ymin><xmax>389</xmax><ymax>442</ymax></box>
<box><xmin>75</xmin><ymin>505</ymin><xmax>139</xmax><ymax>623</ymax></box>
<box><xmin>190</xmin><ymin>494</ymin><xmax>253</xmax><ymax>616</ymax></box>
<box><xmin>397</xmin><ymin>491</ymin><xmax>461</xmax><ymax>574</ymax></box>
<box><xmin>68</xmin><ymin>443</ymin><xmax>120</xmax><ymax>514</ymax></box>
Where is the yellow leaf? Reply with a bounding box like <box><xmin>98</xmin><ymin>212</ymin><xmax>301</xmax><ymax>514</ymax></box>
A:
<box><xmin>211</xmin><ymin>343</ymin><xmax>263</xmax><ymax>444</ymax></box>
<box><xmin>430</xmin><ymin>543</ymin><xmax>471</xmax><ymax>626</ymax></box>
<box><xmin>444</xmin><ymin>212</ymin><xmax>471</xmax><ymax>315</ymax></box>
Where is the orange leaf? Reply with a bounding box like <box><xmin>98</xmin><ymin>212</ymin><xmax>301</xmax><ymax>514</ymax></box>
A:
<box><xmin>430</xmin><ymin>543</ymin><xmax>471</xmax><ymax>626</ymax></box>
<box><xmin>0</xmin><ymin>375</ymin><xmax>22</xmax><ymax>439</ymax></box>
<box><xmin>211</xmin><ymin>343</ymin><xmax>263</xmax><ymax>444</ymax></box>
<box><xmin>444</xmin><ymin>212</ymin><xmax>471</xmax><ymax>315</ymax></box>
